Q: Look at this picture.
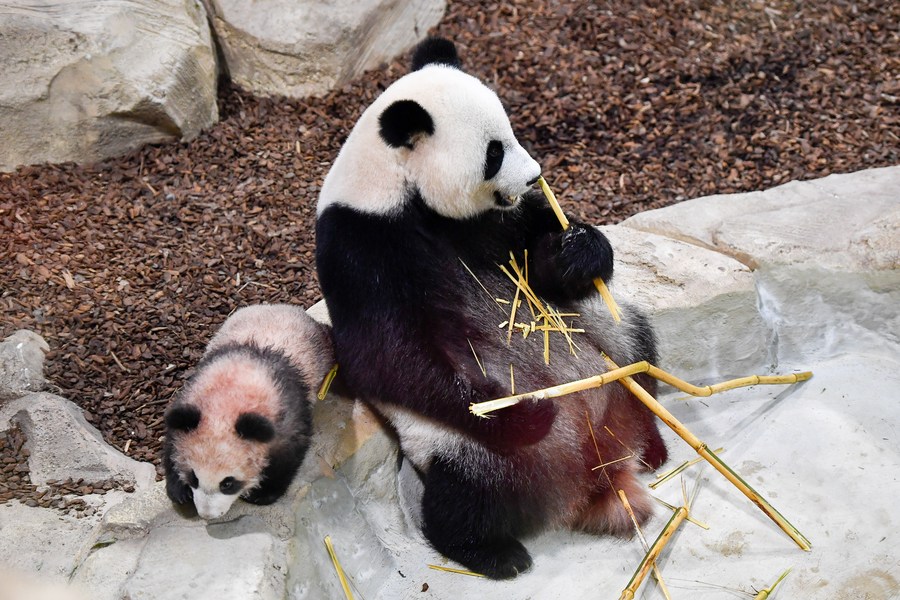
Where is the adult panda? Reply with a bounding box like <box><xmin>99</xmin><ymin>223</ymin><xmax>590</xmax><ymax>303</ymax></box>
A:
<box><xmin>315</xmin><ymin>37</ymin><xmax>667</xmax><ymax>579</ymax></box>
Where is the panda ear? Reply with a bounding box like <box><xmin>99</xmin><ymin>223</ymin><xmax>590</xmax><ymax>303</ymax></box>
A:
<box><xmin>411</xmin><ymin>37</ymin><xmax>461</xmax><ymax>71</ymax></box>
<box><xmin>166</xmin><ymin>405</ymin><xmax>201</xmax><ymax>432</ymax></box>
<box><xmin>235</xmin><ymin>412</ymin><xmax>276</xmax><ymax>443</ymax></box>
<box><xmin>379</xmin><ymin>100</ymin><xmax>434</xmax><ymax>149</ymax></box>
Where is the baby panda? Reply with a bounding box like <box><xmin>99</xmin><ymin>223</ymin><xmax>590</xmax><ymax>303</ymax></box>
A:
<box><xmin>315</xmin><ymin>37</ymin><xmax>668</xmax><ymax>578</ymax></box>
<box><xmin>164</xmin><ymin>304</ymin><xmax>333</xmax><ymax>519</ymax></box>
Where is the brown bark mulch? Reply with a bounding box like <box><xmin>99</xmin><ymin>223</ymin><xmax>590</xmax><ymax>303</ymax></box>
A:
<box><xmin>1</xmin><ymin>0</ymin><xmax>897</xmax><ymax>481</ymax></box>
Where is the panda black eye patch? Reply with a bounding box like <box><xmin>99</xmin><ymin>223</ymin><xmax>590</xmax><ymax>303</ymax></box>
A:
<box><xmin>484</xmin><ymin>140</ymin><xmax>504</xmax><ymax>180</ymax></box>
<box><xmin>219</xmin><ymin>476</ymin><xmax>243</xmax><ymax>495</ymax></box>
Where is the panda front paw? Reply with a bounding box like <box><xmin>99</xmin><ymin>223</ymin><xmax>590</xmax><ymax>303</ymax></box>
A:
<box><xmin>532</xmin><ymin>223</ymin><xmax>614</xmax><ymax>302</ymax></box>
<box><xmin>166</xmin><ymin>473</ymin><xmax>193</xmax><ymax>505</ymax></box>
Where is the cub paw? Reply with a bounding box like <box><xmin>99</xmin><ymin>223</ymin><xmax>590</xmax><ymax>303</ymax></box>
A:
<box><xmin>465</xmin><ymin>538</ymin><xmax>534</xmax><ymax>580</ymax></box>
<box><xmin>243</xmin><ymin>486</ymin><xmax>281</xmax><ymax>506</ymax></box>
<box><xmin>165</xmin><ymin>474</ymin><xmax>193</xmax><ymax>505</ymax></box>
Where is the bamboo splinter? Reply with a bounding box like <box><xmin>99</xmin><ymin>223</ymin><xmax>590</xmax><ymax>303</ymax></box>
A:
<box><xmin>537</xmin><ymin>176</ymin><xmax>622</xmax><ymax>322</ymax></box>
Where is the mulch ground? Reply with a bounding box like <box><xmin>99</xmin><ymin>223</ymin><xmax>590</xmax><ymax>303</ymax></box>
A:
<box><xmin>1</xmin><ymin>0</ymin><xmax>897</xmax><ymax>480</ymax></box>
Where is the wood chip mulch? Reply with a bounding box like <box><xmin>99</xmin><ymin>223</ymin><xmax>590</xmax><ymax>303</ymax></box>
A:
<box><xmin>1</xmin><ymin>0</ymin><xmax>897</xmax><ymax>488</ymax></box>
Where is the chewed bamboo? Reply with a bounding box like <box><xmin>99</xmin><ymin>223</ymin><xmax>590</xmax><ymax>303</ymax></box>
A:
<box><xmin>537</xmin><ymin>176</ymin><xmax>622</xmax><ymax>322</ymax></box>
<box><xmin>324</xmin><ymin>536</ymin><xmax>354</xmax><ymax>600</ymax></box>
<box><xmin>619</xmin><ymin>505</ymin><xmax>690</xmax><ymax>600</ymax></box>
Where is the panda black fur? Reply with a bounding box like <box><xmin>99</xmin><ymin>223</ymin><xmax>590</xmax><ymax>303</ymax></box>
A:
<box><xmin>164</xmin><ymin>304</ymin><xmax>333</xmax><ymax>519</ymax></box>
<box><xmin>315</xmin><ymin>38</ymin><xmax>667</xmax><ymax>578</ymax></box>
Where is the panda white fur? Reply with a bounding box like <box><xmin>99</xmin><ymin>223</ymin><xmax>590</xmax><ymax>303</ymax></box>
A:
<box><xmin>164</xmin><ymin>304</ymin><xmax>333</xmax><ymax>519</ymax></box>
<box><xmin>315</xmin><ymin>38</ymin><xmax>667</xmax><ymax>578</ymax></box>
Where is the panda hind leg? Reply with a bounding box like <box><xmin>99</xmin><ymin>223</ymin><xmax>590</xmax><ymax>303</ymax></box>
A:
<box><xmin>421</xmin><ymin>457</ymin><xmax>532</xmax><ymax>579</ymax></box>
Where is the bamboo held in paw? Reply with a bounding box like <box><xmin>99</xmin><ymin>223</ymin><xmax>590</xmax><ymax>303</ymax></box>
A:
<box><xmin>537</xmin><ymin>176</ymin><xmax>622</xmax><ymax>322</ymax></box>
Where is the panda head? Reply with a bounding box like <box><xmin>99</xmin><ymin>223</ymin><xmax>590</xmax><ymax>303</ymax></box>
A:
<box><xmin>165</xmin><ymin>352</ymin><xmax>280</xmax><ymax>520</ymax></box>
<box><xmin>319</xmin><ymin>37</ymin><xmax>541</xmax><ymax>220</ymax></box>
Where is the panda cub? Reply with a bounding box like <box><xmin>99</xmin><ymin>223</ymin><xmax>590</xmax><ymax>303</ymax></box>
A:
<box><xmin>164</xmin><ymin>304</ymin><xmax>333</xmax><ymax>519</ymax></box>
<box><xmin>316</xmin><ymin>38</ymin><xmax>667</xmax><ymax>578</ymax></box>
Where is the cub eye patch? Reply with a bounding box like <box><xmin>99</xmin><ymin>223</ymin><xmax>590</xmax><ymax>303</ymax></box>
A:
<box><xmin>219</xmin><ymin>477</ymin><xmax>243</xmax><ymax>495</ymax></box>
<box><xmin>484</xmin><ymin>140</ymin><xmax>504</xmax><ymax>180</ymax></box>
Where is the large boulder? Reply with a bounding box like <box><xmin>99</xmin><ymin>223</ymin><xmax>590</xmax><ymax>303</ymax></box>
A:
<box><xmin>0</xmin><ymin>0</ymin><xmax>218</xmax><ymax>171</ymax></box>
<box><xmin>0</xmin><ymin>330</ymin><xmax>49</xmax><ymax>401</ymax></box>
<box><xmin>206</xmin><ymin>0</ymin><xmax>446</xmax><ymax>98</ymax></box>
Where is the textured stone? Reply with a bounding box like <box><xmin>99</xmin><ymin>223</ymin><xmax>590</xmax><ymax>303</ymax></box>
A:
<box><xmin>0</xmin><ymin>0</ymin><xmax>218</xmax><ymax>171</ymax></box>
<box><xmin>0</xmin><ymin>330</ymin><xmax>49</xmax><ymax>401</ymax></box>
<box><xmin>0</xmin><ymin>393</ymin><xmax>156</xmax><ymax>489</ymax></box>
<box><xmin>206</xmin><ymin>0</ymin><xmax>445</xmax><ymax>98</ymax></box>
<box><xmin>622</xmin><ymin>165</ymin><xmax>900</xmax><ymax>272</ymax></box>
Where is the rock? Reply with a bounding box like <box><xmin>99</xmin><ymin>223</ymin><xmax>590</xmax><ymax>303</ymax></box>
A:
<box><xmin>603</xmin><ymin>226</ymin><xmax>773</xmax><ymax>380</ymax></box>
<box><xmin>0</xmin><ymin>330</ymin><xmax>49</xmax><ymax>401</ymax></box>
<box><xmin>206</xmin><ymin>0</ymin><xmax>446</xmax><ymax>98</ymax></box>
<box><xmin>0</xmin><ymin>0</ymin><xmax>218</xmax><ymax>171</ymax></box>
<box><xmin>621</xmin><ymin>165</ymin><xmax>900</xmax><ymax>272</ymax></box>
<box><xmin>0</xmin><ymin>393</ymin><xmax>156</xmax><ymax>490</ymax></box>
<box><xmin>118</xmin><ymin>517</ymin><xmax>286</xmax><ymax>600</ymax></box>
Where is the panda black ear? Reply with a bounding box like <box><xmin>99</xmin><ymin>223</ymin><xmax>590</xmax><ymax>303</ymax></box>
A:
<box><xmin>411</xmin><ymin>37</ymin><xmax>461</xmax><ymax>71</ymax></box>
<box><xmin>166</xmin><ymin>405</ymin><xmax>201</xmax><ymax>432</ymax></box>
<box><xmin>235</xmin><ymin>412</ymin><xmax>276</xmax><ymax>443</ymax></box>
<box><xmin>378</xmin><ymin>100</ymin><xmax>434</xmax><ymax>149</ymax></box>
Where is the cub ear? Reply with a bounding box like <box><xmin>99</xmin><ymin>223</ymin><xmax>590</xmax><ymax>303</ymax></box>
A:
<box><xmin>235</xmin><ymin>413</ymin><xmax>276</xmax><ymax>443</ymax></box>
<box><xmin>166</xmin><ymin>405</ymin><xmax>201</xmax><ymax>432</ymax></box>
<box><xmin>378</xmin><ymin>100</ymin><xmax>434</xmax><ymax>149</ymax></box>
<box><xmin>411</xmin><ymin>37</ymin><xmax>461</xmax><ymax>71</ymax></box>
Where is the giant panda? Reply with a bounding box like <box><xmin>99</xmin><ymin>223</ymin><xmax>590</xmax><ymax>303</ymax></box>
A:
<box><xmin>164</xmin><ymin>304</ymin><xmax>333</xmax><ymax>519</ymax></box>
<box><xmin>315</xmin><ymin>37</ymin><xmax>668</xmax><ymax>579</ymax></box>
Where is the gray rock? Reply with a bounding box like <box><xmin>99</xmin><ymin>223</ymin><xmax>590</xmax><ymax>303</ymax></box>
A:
<box><xmin>0</xmin><ymin>0</ymin><xmax>218</xmax><ymax>171</ymax></box>
<box><xmin>0</xmin><ymin>393</ymin><xmax>156</xmax><ymax>490</ymax></box>
<box><xmin>206</xmin><ymin>0</ymin><xmax>446</xmax><ymax>98</ymax></box>
<box><xmin>0</xmin><ymin>330</ymin><xmax>49</xmax><ymax>401</ymax></box>
<box><xmin>621</xmin><ymin>165</ymin><xmax>900</xmax><ymax>272</ymax></box>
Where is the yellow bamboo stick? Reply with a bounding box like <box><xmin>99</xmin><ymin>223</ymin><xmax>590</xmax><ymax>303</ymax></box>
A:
<box><xmin>650</xmin><ymin>448</ymin><xmax>725</xmax><ymax>490</ymax></box>
<box><xmin>618</xmin><ymin>490</ymin><xmax>673</xmax><ymax>600</ymax></box>
<box><xmin>619</xmin><ymin>505</ymin><xmax>690</xmax><ymax>600</ymax></box>
<box><xmin>469</xmin><ymin>359</ymin><xmax>812</xmax><ymax>550</ymax></box>
<box><xmin>469</xmin><ymin>361</ymin><xmax>813</xmax><ymax>415</ymax></box>
<box><xmin>537</xmin><ymin>176</ymin><xmax>622</xmax><ymax>322</ymax></box>
<box><xmin>754</xmin><ymin>568</ymin><xmax>792</xmax><ymax>599</ymax></box>
<box><xmin>317</xmin><ymin>364</ymin><xmax>339</xmax><ymax>400</ymax></box>
<box><xmin>323</xmin><ymin>536</ymin><xmax>354</xmax><ymax>600</ymax></box>
<box><xmin>427</xmin><ymin>564</ymin><xmax>486</xmax><ymax>578</ymax></box>
<box><xmin>609</xmin><ymin>362</ymin><xmax>811</xmax><ymax>551</ymax></box>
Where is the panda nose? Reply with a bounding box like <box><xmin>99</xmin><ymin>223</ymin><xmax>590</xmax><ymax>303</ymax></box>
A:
<box><xmin>527</xmin><ymin>175</ymin><xmax>540</xmax><ymax>186</ymax></box>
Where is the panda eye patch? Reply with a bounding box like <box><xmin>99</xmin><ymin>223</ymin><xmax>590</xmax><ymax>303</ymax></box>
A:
<box><xmin>219</xmin><ymin>477</ymin><xmax>243</xmax><ymax>495</ymax></box>
<box><xmin>484</xmin><ymin>140</ymin><xmax>504</xmax><ymax>180</ymax></box>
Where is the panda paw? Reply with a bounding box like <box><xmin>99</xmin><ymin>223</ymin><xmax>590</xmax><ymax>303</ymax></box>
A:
<box><xmin>165</xmin><ymin>474</ymin><xmax>193</xmax><ymax>505</ymax></box>
<box><xmin>557</xmin><ymin>222</ymin><xmax>614</xmax><ymax>284</ymax></box>
<box><xmin>532</xmin><ymin>223</ymin><xmax>614</xmax><ymax>301</ymax></box>
<box><xmin>243</xmin><ymin>486</ymin><xmax>281</xmax><ymax>506</ymax></box>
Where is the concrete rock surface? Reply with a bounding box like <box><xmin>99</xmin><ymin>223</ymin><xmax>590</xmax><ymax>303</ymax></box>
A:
<box><xmin>0</xmin><ymin>0</ymin><xmax>218</xmax><ymax>171</ymax></box>
<box><xmin>206</xmin><ymin>0</ymin><xmax>446</xmax><ymax>97</ymax></box>
<box><xmin>0</xmin><ymin>330</ymin><xmax>49</xmax><ymax>401</ymax></box>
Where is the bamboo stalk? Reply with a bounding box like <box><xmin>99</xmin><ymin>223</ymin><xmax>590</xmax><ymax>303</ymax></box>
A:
<box><xmin>537</xmin><ymin>176</ymin><xmax>622</xmax><ymax>322</ymax></box>
<box><xmin>618</xmin><ymin>490</ymin><xmax>673</xmax><ymax>600</ymax></box>
<box><xmin>427</xmin><ymin>564</ymin><xmax>486</xmax><ymax>578</ymax></box>
<box><xmin>609</xmin><ymin>361</ymin><xmax>811</xmax><ymax>551</ymax></box>
<box><xmin>317</xmin><ymin>364</ymin><xmax>339</xmax><ymax>400</ymax></box>
<box><xmin>650</xmin><ymin>448</ymin><xmax>724</xmax><ymax>490</ymax></box>
<box><xmin>619</xmin><ymin>504</ymin><xmax>690</xmax><ymax>600</ymax></box>
<box><xmin>324</xmin><ymin>536</ymin><xmax>354</xmax><ymax>600</ymax></box>
<box><xmin>469</xmin><ymin>361</ymin><xmax>813</xmax><ymax>415</ymax></box>
<box><xmin>754</xmin><ymin>567</ymin><xmax>792</xmax><ymax>599</ymax></box>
